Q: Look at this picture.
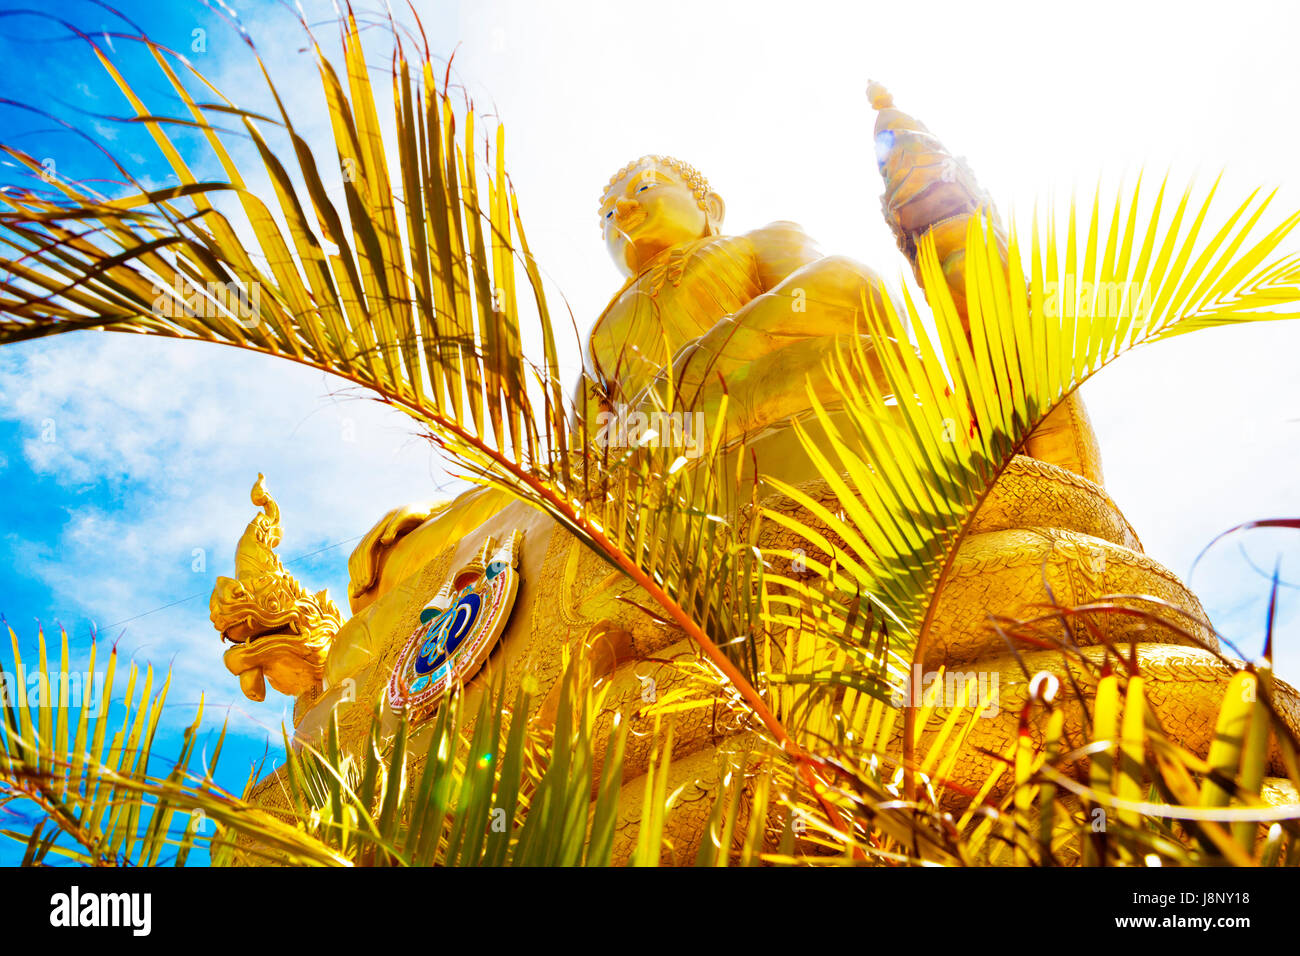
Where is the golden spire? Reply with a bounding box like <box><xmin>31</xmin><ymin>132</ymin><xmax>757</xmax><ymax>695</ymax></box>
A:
<box><xmin>868</xmin><ymin>79</ymin><xmax>1004</xmax><ymax>327</ymax></box>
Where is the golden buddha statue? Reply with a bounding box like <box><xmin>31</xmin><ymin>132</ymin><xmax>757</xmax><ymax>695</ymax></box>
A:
<box><xmin>583</xmin><ymin>154</ymin><xmax>894</xmax><ymax>452</ymax></box>
<box><xmin>213</xmin><ymin>85</ymin><xmax>1300</xmax><ymax>864</ymax></box>
<box><xmin>580</xmin><ymin>145</ymin><xmax>1100</xmax><ymax>499</ymax></box>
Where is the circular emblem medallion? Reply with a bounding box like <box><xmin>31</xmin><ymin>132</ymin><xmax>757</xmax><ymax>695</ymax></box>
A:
<box><xmin>388</xmin><ymin>530</ymin><xmax>523</xmax><ymax>721</ymax></box>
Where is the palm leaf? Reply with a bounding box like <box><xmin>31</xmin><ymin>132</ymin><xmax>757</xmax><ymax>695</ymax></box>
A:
<box><xmin>765</xmin><ymin>178</ymin><xmax>1300</xmax><ymax>796</ymax></box>
<box><xmin>0</xmin><ymin>623</ymin><xmax>344</xmax><ymax>865</ymax></box>
<box><xmin>0</xmin><ymin>9</ymin><xmax>852</xmax><ymax>822</ymax></box>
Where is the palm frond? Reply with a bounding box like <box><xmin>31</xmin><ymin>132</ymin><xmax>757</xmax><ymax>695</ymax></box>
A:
<box><xmin>763</xmin><ymin>180</ymin><xmax>1300</xmax><ymax>798</ymax></box>
<box><xmin>0</xmin><ymin>622</ymin><xmax>345</xmax><ymax>865</ymax></box>
<box><xmin>0</xmin><ymin>9</ymin><xmax>851</xmax><ymax>820</ymax></box>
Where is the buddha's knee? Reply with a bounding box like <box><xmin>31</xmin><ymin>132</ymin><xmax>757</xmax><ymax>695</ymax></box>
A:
<box><xmin>808</xmin><ymin>253</ymin><xmax>876</xmax><ymax>283</ymax></box>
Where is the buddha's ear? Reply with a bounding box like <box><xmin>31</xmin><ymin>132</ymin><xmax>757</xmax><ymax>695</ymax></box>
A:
<box><xmin>703</xmin><ymin>191</ymin><xmax>725</xmax><ymax>232</ymax></box>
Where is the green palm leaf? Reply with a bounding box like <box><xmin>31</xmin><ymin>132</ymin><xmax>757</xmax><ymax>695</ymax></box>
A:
<box><xmin>765</xmin><ymin>178</ymin><xmax>1300</xmax><ymax>796</ymax></box>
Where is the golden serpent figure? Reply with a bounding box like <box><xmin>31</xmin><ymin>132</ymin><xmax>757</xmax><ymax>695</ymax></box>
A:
<box><xmin>224</xmin><ymin>84</ymin><xmax>1300</xmax><ymax>864</ymax></box>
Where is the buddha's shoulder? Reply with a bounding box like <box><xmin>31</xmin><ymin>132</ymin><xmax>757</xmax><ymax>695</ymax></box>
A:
<box><xmin>741</xmin><ymin>221</ymin><xmax>822</xmax><ymax>282</ymax></box>
<box><xmin>743</xmin><ymin>220</ymin><xmax>815</xmax><ymax>244</ymax></box>
<box><xmin>669</xmin><ymin>234</ymin><xmax>765</xmax><ymax>284</ymax></box>
<box><xmin>666</xmin><ymin>226</ymin><xmax>820</xmax><ymax>283</ymax></box>
<box><xmin>678</xmin><ymin>232</ymin><xmax>756</xmax><ymax>264</ymax></box>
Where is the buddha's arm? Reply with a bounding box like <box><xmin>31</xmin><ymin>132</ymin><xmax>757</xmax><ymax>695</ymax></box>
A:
<box><xmin>652</xmin><ymin>253</ymin><xmax>899</xmax><ymax>431</ymax></box>
<box><xmin>674</xmin><ymin>331</ymin><xmax>891</xmax><ymax>440</ymax></box>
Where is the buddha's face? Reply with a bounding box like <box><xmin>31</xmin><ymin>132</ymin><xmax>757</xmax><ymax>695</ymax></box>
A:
<box><xmin>600</xmin><ymin>163</ymin><xmax>724</xmax><ymax>277</ymax></box>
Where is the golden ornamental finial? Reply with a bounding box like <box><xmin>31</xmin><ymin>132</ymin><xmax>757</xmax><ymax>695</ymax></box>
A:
<box><xmin>866</xmin><ymin>79</ymin><xmax>894</xmax><ymax>110</ymax></box>
<box><xmin>209</xmin><ymin>474</ymin><xmax>342</xmax><ymax>702</ymax></box>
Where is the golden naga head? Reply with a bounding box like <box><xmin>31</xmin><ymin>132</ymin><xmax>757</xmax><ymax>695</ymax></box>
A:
<box><xmin>209</xmin><ymin>474</ymin><xmax>342</xmax><ymax>702</ymax></box>
<box><xmin>598</xmin><ymin>154</ymin><xmax>725</xmax><ymax>277</ymax></box>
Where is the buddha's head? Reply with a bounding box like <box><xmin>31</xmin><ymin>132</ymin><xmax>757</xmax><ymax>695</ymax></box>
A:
<box><xmin>598</xmin><ymin>155</ymin><xmax>725</xmax><ymax>277</ymax></box>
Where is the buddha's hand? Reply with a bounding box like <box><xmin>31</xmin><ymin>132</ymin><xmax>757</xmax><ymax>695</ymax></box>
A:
<box><xmin>635</xmin><ymin>329</ymin><xmax>894</xmax><ymax>448</ymax></box>
<box><xmin>632</xmin><ymin>254</ymin><xmax>899</xmax><ymax>441</ymax></box>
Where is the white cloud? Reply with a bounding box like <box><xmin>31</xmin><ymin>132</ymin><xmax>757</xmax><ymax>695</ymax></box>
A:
<box><xmin>0</xmin><ymin>332</ymin><xmax>463</xmax><ymax>738</ymax></box>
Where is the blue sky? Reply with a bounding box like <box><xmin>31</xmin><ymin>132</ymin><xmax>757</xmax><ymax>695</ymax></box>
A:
<box><xmin>2</xmin><ymin>0</ymin><xmax>1299</xmax><ymax>864</ymax></box>
<box><xmin>0</xmin><ymin>0</ymin><xmax>469</xmax><ymax>862</ymax></box>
